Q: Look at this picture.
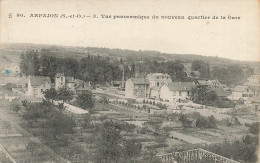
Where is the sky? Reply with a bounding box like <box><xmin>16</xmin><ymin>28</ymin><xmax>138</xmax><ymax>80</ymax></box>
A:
<box><xmin>1</xmin><ymin>0</ymin><xmax>259</xmax><ymax>61</ymax></box>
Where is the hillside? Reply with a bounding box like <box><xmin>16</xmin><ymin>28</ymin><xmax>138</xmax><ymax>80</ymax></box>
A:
<box><xmin>0</xmin><ymin>43</ymin><xmax>259</xmax><ymax>69</ymax></box>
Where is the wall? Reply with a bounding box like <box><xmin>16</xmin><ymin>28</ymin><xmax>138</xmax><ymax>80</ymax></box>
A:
<box><xmin>125</xmin><ymin>79</ymin><xmax>134</xmax><ymax>98</ymax></box>
<box><xmin>160</xmin><ymin>85</ymin><xmax>174</xmax><ymax>103</ymax></box>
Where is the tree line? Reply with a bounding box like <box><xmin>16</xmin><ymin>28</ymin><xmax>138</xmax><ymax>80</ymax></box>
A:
<box><xmin>20</xmin><ymin>50</ymin><xmax>253</xmax><ymax>85</ymax></box>
<box><xmin>20</xmin><ymin>50</ymin><xmax>126</xmax><ymax>84</ymax></box>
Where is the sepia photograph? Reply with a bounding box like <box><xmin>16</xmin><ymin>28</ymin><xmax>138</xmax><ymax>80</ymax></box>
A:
<box><xmin>0</xmin><ymin>0</ymin><xmax>259</xmax><ymax>162</ymax></box>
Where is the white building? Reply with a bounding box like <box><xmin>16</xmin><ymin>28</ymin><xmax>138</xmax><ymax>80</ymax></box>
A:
<box><xmin>125</xmin><ymin>78</ymin><xmax>150</xmax><ymax>98</ymax></box>
<box><xmin>146</xmin><ymin>73</ymin><xmax>172</xmax><ymax>87</ymax></box>
<box><xmin>160</xmin><ymin>82</ymin><xmax>195</xmax><ymax>103</ymax></box>
<box><xmin>231</xmin><ymin>85</ymin><xmax>255</xmax><ymax>101</ymax></box>
<box><xmin>146</xmin><ymin>73</ymin><xmax>172</xmax><ymax>99</ymax></box>
<box><xmin>55</xmin><ymin>73</ymin><xmax>75</xmax><ymax>90</ymax></box>
<box><xmin>27</xmin><ymin>76</ymin><xmax>51</xmax><ymax>101</ymax></box>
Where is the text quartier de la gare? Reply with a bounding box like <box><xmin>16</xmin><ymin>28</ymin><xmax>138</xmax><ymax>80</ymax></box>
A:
<box><xmin>109</xmin><ymin>15</ymin><xmax>211</xmax><ymax>20</ymax></box>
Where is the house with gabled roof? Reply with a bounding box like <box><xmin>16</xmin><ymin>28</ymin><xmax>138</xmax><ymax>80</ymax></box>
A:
<box><xmin>231</xmin><ymin>85</ymin><xmax>255</xmax><ymax>101</ymax></box>
<box><xmin>74</xmin><ymin>80</ymin><xmax>90</xmax><ymax>93</ymax></box>
<box><xmin>146</xmin><ymin>73</ymin><xmax>172</xmax><ymax>99</ymax></box>
<box><xmin>55</xmin><ymin>73</ymin><xmax>75</xmax><ymax>90</ymax></box>
<box><xmin>160</xmin><ymin>82</ymin><xmax>195</xmax><ymax>103</ymax></box>
<box><xmin>125</xmin><ymin>78</ymin><xmax>150</xmax><ymax>98</ymax></box>
<box><xmin>27</xmin><ymin>76</ymin><xmax>51</xmax><ymax>101</ymax></box>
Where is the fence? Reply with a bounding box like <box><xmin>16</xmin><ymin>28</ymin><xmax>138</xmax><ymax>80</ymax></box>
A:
<box><xmin>157</xmin><ymin>148</ymin><xmax>239</xmax><ymax>163</ymax></box>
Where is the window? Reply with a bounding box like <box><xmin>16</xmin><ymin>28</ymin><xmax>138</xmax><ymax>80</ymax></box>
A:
<box><xmin>167</xmin><ymin>76</ymin><xmax>169</xmax><ymax>79</ymax></box>
<box><xmin>61</xmin><ymin>77</ymin><xmax>64</xmax><ymax>82</ymax></box>
<box><xmin>157</xmin><ymin>76</ymin><xmax>159</xmax><ymax>79</ymax></box>
<box><xmin>187</xmin><ymin>91</ymin><xmax>190</xmax><ymax>96</ymax></box>
<box><xmin>157</xmin><ymin>82</ymin><xmax>160</xmax><ymax>87</ymax></box>
<box><xmin>162</xmin><ymin>76</ymin><xmax>164</xmax><ymax>79</ymax></box>
<box><xmin>242</xmin><ymin>94</ymin><xmax>248</xmax><ymax>97</ymax></box>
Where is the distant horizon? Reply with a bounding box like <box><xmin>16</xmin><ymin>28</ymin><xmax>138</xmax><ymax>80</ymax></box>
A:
<box><xmin>1</xmin><ymin>41</ymin><xmax>259</xmax><ymax>63</ymax></box>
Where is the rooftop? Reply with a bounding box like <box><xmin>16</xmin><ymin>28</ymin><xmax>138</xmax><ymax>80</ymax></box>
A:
<box><xmin>146</xmin><ymin>73</ymin><xmax>171</xmax><ymax>80</ymax></box>
<box><xmin>233</xmin><ymin>85</ymin><xmax>252</xmax><ymax>92</ymax></box>
<box><xmin>30</xmin><ymin>76</ymin><xmax>51</xmax><ymax>86</ymax></box>
<box><xmin>167</xmin><ymin>82</ymin><xmax>195</xmax><ymax>91</ymax></box>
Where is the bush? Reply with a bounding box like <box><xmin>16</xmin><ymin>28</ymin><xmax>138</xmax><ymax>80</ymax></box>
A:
<box><xmin>205</xmin><ymin>134</ymin><xmax>258</xmax><ymax>162</ymax></box>
<box><xmin>249</xmin><ymin>122</ymin><xmax>259</xmax><ymax>135</ymax></box>
<box><xmin>179</xmin><ymin>114</ymin><xmax>193</xmax><ymax>128</ymax></box>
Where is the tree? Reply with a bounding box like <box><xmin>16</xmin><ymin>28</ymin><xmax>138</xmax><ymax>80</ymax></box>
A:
<box><xmin>43</xmin><ymin>88</ymin><xmax>57</xmax><ymax>101</ymax></box>
<box><xmin>122</xmin><ymin>139</ymin><xmax>142</xmax><ymax>161</ymax></box>
<box><xmin>249</xmin><ymin>122</ymin><xmax>259</xmax><ymax>135</ymax></box>
<box><xmin>11</xmin><ymin>102</ymin><xmax>21</xmax><ymax>113</ymax></box>
<box><xmin>56</xmin><ymin>87</ymin><xmax>73</xmax><ymax>103</ymax></box>
<box><xmin>143</xmin><ymin>146</ymin><xmax>159</xmax><ymax>161</ymax></box>
<box><xmin>76</xmin><ymin>90</ymin><xmax>95</xmax><ymax>110</ymax></box>
<box><xmin>39</xmin><ymin>55</ymin><xmax>57</xmax><ymax>81</ymax></box>
<box><xmin>26</xmin><ymin>141</ymin><xmax>39</xmax><ymax>163</ymax></box>
<box><xmin>22</xmin><ymin>103</ymin><xmax>43</xmax><ymax>126</ymax></box>
<box><xmin>179</xmin><ymin>114</ymin><xmax>193</xmax><ymax>128</ymax></box>
<box><xmin>191</xmin><ymin>60</ymin><xmax>210</xmax><ymax>79</ymax></box>
<box><xmin>195</xmin><ymin>116</ymin><xmax>209</xmax><ymax>128</ymax></box>
<box><xmin>20</xmin><ymin>50</ymin><xmax>40</xmax><ymax>75</ymax></box>
<box><xmin>46</xmin><ymin>112</ymin><xmax>76</xmax><ymax>139</ymax></box>
<box><xmin>208</xmin><ymin>115</ymin><xmax>217</xmax><ymax>128</ymax></box>
<box><xmin>95</xmin><ymin>121</ymin><xmax>122</xmax><ymax>163</ymax></box>
<box><xmin>131</xmin><ymin>63</ymin><xmax>136</xmax><ymax>77</ymax></box>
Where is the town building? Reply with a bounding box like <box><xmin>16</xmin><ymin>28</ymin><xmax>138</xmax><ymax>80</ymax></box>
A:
<box><xmin>111</xmin><ymin>81</ymin><xmax>122</xmax><ymax>89</ymax></box>
<box><xmin>55</xmin><ymin>73</ymin><xmax>75</xmax><ymax>90</ymax></box>
<box><xmin>231</xmin><ymin>85</ymin><xmax>255</xmax><ymax>101</ymax></box>
<box><xmin>160</xmin><ymin>82</ymin><xmax>195</xmax><ymax>103</ymax></box>
<box><xmin>146</xmin><ymin>73</ymin><xmax>172</xmax><ymax>99</ymax></box>
<box><xmin>146</xmin><ymin>73</ymin><xmax>172</xmax><ymax>87</ymax></box>
<box><xmin>0</xmin><ymin>71</ymin><xmax>27</xmax><ymax>87</ymax></box>
<box><xmin>195</xmin><ymin>80</ymin><xmax>213</xmax><ymax>88</ymax></box>
<box><xmin>74</xmin><ymin>80</ymin><xmax>90</xmax><ymax>94</ymax></box>
<box><xmin>27</xmin><ymin>76</ymin><xmax>51</xmax><ymax>101</ymax></box>
<box><xmin>125</xmin><ymin>78</ymin><xmax>150</xmax><ymax>98</ymax></box>
<box><xmin>209</xmin><ymin>80</ymin><xmax>222</xmax><ymax>88</ymax></box>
